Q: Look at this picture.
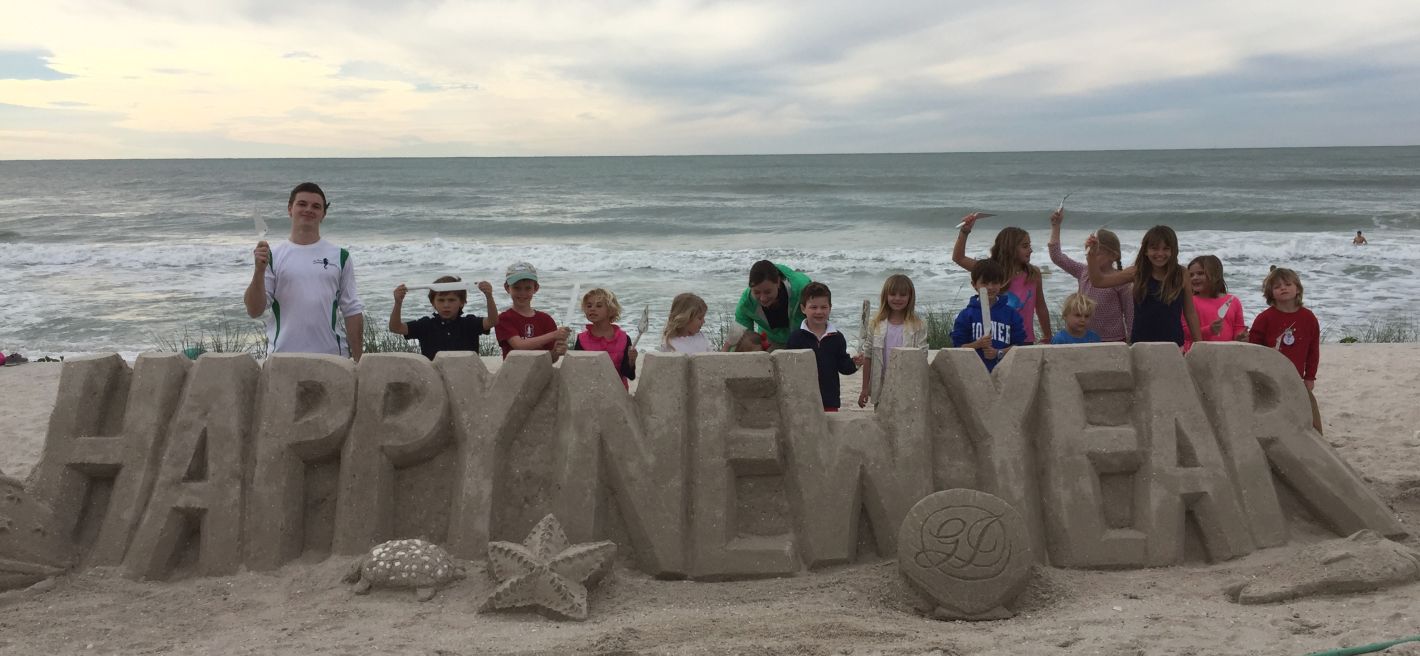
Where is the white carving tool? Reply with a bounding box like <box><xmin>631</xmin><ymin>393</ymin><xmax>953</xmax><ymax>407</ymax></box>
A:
<box><xmin>979</xmin><ymin>287</ymin><xmax>993</xmax><ymax>356</ymax></box>
<box><xmin>254</xmin><ymin>214</ymin><xmax>269</xmax><ymax>239</ymax></box>
<box><xmin>954</xmin><ymin>212</ymin><xmax>997</xmax><ymax>229</ymax></box>
<box><xmin>404</xmin><ymin>281</ymin><xmax>468</xmax><ymax>293</ymax></box>
<box><xmin>857</xmin><ymin>299</ymin><xmax>871</xmax><ymax>356</ymax></box>
<box><xmin>633</xmin><ymin>305</ymin><xmax>651</xmax><ymax>347</ymax></box>
<box><xmin>564</xmin><ymin>283</ymin><xmax>582</xmax><ymax>328</ymax></box>
<box><xmin>1057</xmin><ymin>192</ymin><xmax>1073</xmax><ymax>213</ymax></box>
<box><xmin>1215</xmin><ymin>296</ymin><xmax>1234</xmax><ymax>336</ymax></box>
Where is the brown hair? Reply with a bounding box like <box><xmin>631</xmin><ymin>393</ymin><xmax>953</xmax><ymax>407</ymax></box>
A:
<box><xmin>1187</xmin><ymin>255</ymin><xmax>1228</xmax><ymax>297</ymax></box>
<box><xmin>1132</xmin><ymin>225</ymin><xmax>1186</xmax><ymax>306</ymax></box>
<box><xmin>869</xmin><ymin>274</ymin><xmax>923</xmax><ymax>332</ymax></box>
<box><xmin>287</xmin><ymin>181</ymin><xmax>328</xmax><ymax>209</ymax></box>
<box><xmin>1262</xmin><ymin>267</ymin><xmax>1304</xmax><ymax>307</ymax></box>
<box><xmin>428</xmin><ymin>275</ymin><xmax>465</xmax><ymax>303</ymax></box>
<box><xmin>971</xmin><ymin>259</ymin><xmax>1007</xmax><ymax>285</ymax></box>
<box><xmin>989</xmin><ymin>226</ymin><xmax>1039</xmax><ymax>283</ymax></box>
<box><xmin>799</xmin><ymin>281</ymin><xmax>832</xmax><ymax>306</ymax></box>
<box><xmin>748</xmin><ymin>260</ymin><xmax>782</xmax><ymax>286</ymax></box>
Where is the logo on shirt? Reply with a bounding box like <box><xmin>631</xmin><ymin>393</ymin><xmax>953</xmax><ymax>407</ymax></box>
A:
<box><xmin>522</xmin><ymin>324</ymin><xmax>534</xmax><ymax>338</ymax></box>
<box><xmin>973</xmin><ymin>322</ymin><xmax>1012</xmax><ymax>343</ymax></box>
<box><xmin>313</xmin><ymin>257</ymin><xmax>333</xmax><ymax>269</ymax></box>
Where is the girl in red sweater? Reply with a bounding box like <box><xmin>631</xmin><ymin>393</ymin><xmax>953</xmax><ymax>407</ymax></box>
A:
<box><xmin>1248</xmin><ymin>267</ymin><xmax>1322</xmax><ymax>433</ymax></box>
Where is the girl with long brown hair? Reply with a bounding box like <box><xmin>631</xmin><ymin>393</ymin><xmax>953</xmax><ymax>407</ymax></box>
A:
<box><xmin>1088</xmin><ymin>225</ymin><xmax>1202</xmax><ymax>346</ymax></box>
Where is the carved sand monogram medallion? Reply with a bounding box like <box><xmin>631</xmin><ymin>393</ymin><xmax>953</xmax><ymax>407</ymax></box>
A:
<box><xmin>898</xmin><ymin>489</ymin><xmax>1032</xmax><ymax>620</ymax></box>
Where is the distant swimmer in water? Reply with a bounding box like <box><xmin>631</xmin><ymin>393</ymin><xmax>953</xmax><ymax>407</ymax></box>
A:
<box><xmin>1353</xmin><ymin>230</ymin><xmax>1368</xmax><ymax>245</ymax></box>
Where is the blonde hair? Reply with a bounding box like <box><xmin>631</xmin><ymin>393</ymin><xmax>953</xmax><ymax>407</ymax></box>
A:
<box><xmin>581</xmin><ymin>288</ymin><xmax>622</xmax><ymax>323</ymax></box>
<box><xmin>661</xmin><ymin>293</ymin><xmax>707</xmax><ymax>345</ymax></box>
<box><xmin>869</xmin><ymin>274</ymin><xmax>923</xmax><ymax>332</ymax></box>
<box><xmin>1095</xmin><ymin>229</ymin><xmax>1124</xmax><ymax>271</ymax></box>
<box><xmin>1262</xmin><ymin>267</ymin><xmax>1304</xmax><ymax>307</ymax></box>
<box><xmin>1061</xmin><ymin>293</ymin><xmax>1096</xmax><ymax>320</ymax></box>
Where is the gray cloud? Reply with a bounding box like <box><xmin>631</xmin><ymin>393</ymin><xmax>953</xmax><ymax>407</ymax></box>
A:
<box><xmin>0</xmin><ymin>50</ymin><xmax>73</xmax><ymax>81</ymax></box>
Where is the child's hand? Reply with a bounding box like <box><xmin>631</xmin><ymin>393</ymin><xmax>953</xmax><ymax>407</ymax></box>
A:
<box><xmin>858</xmin><ymin>389</ymin><xmax>870</xmax><ymax>408</ymax></box>
<box><xmin>852</xmin><ymin>353</ymin><xmax>866</xmax><ymax>367</ymax></box>
<box><xmin>1305</xmin><ymin>379</ymin><xmax>1314</xmax><ymax>391</ymax></box>
<box><xmin>553</xmin><ymin>326</ymin><xmax>571</xmax><ymax>341</ymax></box>
<box><xmin>982</xmin><ymin>345</ymin><xmax>998</xmax><ymax>360</ymax></box>
<box><xmin>1050</xmin><ymin>209</ymin><xmax>1063</xmax><ymax>227</ymax></box>
<box><xmin>393</xmin><ymin>284</ymin><xmax>407</xmax><ymax>302</ymax></box>
<box><xmin>253</xmin><ymin>241</ymin><xmax>270</xmax><ymax>271</ymax></box>
<box><xmin>959</xmin><ymin>213</ymin><xmax>981</xmax><ymax>232</ymax></box>
<box><xmin>1234</xmin><ymin>330</ymin><xmax>1248</xmax><ymax>342</ymax></box>
<box><xmin>476</xmin><ymin>281</ymin><xmax>493</xmax><ymax>296</ymax></box>
<box><xmin>1084</xmin><ymin>233</ymin><xmax>1098</xmax><ymax>252</ymax></box>
<box><xmin>552</xmin><ymin>339</ymin><xmax>568</xmax><ymax>357</ymax></box>
<box><xmin>1210</xmin><ymin>318</ymin><xmax>1224</xmax><ymax>336</ymax></box>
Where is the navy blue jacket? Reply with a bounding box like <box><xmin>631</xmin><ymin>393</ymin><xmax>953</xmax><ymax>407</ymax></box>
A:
<box><xmin>951</xmin><ymin>294</ymin><xmax>1028</xmax><ymax>371</ymax></box>
<box><xmin>786</xmin><ymin>322</ymin><xmax>858</xmax><ymax>409</ymax></box>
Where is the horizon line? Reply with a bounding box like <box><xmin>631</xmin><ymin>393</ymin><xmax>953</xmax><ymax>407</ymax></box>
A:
<box><xmin>3</xmin><ymin>143</ymin><xmax>1419</xmax><ymax>163</ymax></box>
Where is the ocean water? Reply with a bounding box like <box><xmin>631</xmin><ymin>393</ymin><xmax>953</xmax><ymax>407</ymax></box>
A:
<box><xmin>1</xmin><ymin>147</ymin><xmax>1417</xmax><ymax>358</ymax></box>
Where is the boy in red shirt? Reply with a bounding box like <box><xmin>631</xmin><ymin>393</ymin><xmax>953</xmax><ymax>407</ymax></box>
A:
<box><xmin>1248</xmin><ymin>267</ymin><xmax>1321</xmax><ymax>432</ymax></box>
<box><xmin>495</xmin><ymin>262</ymin><xmax>569</xmax><ymax>360</ymax></box>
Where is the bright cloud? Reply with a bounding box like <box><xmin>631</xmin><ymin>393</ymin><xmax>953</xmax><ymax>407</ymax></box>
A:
<box><xmin>1</xmin><ymin>0</ymin><xmax>1419</xmax><ymax>158</ymax></box>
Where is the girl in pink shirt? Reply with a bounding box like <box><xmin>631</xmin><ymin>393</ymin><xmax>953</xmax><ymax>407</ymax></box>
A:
<box><xmin>953</xmin><ymin>213</ymin><xmax>1052</xmax><ymax>343</ymax></box>
<box><xmin>573</xmin><ymin>288</ymin><xmax>638</xmax><ymax>388</ymax></box>
<box><xmin>1183</xmin><ymin>255</ymin><xmax>1248</xmax><ymax>351</ymax></box>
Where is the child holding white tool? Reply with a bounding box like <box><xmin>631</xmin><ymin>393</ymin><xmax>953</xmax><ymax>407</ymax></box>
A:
<box><xmin>390</xmin><ymin>275</ymin><xmax>499</xmax><ymax>360</ymax></box>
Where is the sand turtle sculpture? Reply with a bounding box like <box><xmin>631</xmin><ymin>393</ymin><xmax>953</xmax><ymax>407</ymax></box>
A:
<box><xmin>342</xmin><ymin>538</ymin><xmax>465</xmax><ymax>601</ymax></box>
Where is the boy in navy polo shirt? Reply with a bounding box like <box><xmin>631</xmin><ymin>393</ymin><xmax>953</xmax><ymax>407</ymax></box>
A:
<box><xmin>786</xmin><ymin>282</ymin><xmax>861</xmax><ymax>411</ymax></box>
<box><xmin>389</xmin><ymin>275</ymin><xmax>498</xmax><ymax>359</ymax></box>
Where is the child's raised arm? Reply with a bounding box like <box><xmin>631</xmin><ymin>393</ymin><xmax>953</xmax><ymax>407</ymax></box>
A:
<box><xmin>476</xmin><ymin>281</ymin><xmax>498</xmax><ymax>331</ymax></box>
<box><xmin>951</xmin><ymin>213</ymin><xmax>985</xmax><ymax>272</ymax></box>
<box><xmin>389</xmin><ymin>284</ymin><xmax>409</xmax><ymax>335</ymax></box>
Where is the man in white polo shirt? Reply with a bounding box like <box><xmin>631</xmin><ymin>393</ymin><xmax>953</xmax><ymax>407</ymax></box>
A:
<box><xmin>244</xmin><ymin>182</ymin><xmax>365</xmax><ymax>360</ymax></box>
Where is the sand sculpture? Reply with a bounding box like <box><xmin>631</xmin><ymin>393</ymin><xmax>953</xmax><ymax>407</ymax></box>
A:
<box><xmin>1224</xmin><ymin>529</ymin><xmax>1420</xmax><ymax>604</ymax></box>
<box><xmin>479</xmin><ymin>514</ymin><xmax>617</xmax><ymax>621</ymax></box>
<box><xmin>343</xmin><ymin>538</ymin><xmax>465</xmax><ymax>601</ymax></box>
<box><xmin>0</xmin><ymin>472</ymin><xmax>68</xmax><ymax>590</ymax></box>
<box><xmin>3</xmin><ymin>341</ymin><xmax>1407</xmax><ymax>593</ymax></box>
<box><xmin>897</xmin><ymin>489</ymin><xmax>1033</xmax><ymax>620</ymax></box>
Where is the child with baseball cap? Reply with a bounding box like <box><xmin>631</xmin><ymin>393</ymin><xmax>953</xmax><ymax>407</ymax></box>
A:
<box><xmin>494</xmin><ymin>261</ymin><xmax>569</xmax><ymax>360</ymax></box>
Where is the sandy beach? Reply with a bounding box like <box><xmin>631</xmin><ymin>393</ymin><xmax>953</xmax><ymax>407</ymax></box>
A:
<box><xmin>2</xmin><ymin>345</ymin><xmax>1418</xmax><ymax>656</ymax></box>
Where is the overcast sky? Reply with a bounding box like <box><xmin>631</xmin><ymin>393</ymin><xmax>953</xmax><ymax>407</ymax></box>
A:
<box><xmin>3</xmin><ymin>0</ymin><xmax>1420</xmax><ymax>159</ymax></box>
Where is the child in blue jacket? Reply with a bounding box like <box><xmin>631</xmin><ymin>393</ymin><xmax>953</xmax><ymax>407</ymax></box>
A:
<box><xmin>951</xmin><ymin>260</ymin><xmax>1028</xmax><ymax>371</ymax></box>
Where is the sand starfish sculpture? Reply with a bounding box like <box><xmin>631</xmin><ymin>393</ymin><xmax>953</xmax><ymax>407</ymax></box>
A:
<box><xmin>478</xmin><ymin>514</ymin><xmax>617</xmax><ymax>621</ymax></box>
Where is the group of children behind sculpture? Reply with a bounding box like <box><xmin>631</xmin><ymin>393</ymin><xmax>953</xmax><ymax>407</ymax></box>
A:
<box><xmin>248</xmin><ymin>183</ymin><xmax>1321</xmax><ymax>426</ymax></box>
